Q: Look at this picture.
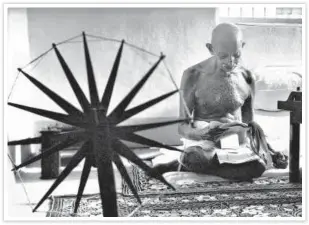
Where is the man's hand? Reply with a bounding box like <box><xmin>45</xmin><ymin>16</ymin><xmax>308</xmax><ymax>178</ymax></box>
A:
<box><xmin>209</xmin><ymin>121</ymin><xmax>225</xmax><ymax>129</ymax></box>
<box><xmin>199</xmin><ymin>121</ymin><xmax>228</xmax><ymax>141</ymax></box>
<box><xmin>200</xmin><ymin>120</ymin><xmax>249</xmax><ymax>141</ymax></box>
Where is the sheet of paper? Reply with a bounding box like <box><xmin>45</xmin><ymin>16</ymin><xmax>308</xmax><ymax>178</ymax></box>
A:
<box><xmin>220</xmin><ymin>134</ymin><xmax>240</xmax><ymax>149</ymax></box>
<box><xmin>216</xmin><ymin>147</ymin><xmax>260</xmax><ymax>164</ymax></box>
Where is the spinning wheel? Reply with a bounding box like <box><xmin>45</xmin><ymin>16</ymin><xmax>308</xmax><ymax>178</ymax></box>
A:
<box><xmin>7</xmin><ymin>32</ymin><xmax>186</xmax><ymax>217</ymax></box>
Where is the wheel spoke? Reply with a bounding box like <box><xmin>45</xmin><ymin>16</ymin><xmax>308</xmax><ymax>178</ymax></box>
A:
<box><xmin>13</xmin><ymin>137</ymin><xmax>82</xmax><ymax>171</ymax></box>
<box><xmin>74</xmin><ymin>151</ymin><xmax>93</xmax><ymax>213</ymax></box>
<box><xmin>33</xmin><ymin>142</ymin><xmax>87</xmax><ymax>212</ymax></box>
<box><xmin>116</xmin><ymin>118</ymin><xmax>187</xmax><ymax>133</ymax></box>
<box><xmin>8</xmin><ymin>136</ymin><xmax>42</xmax><ymax>146</ymax></box>
<box><xmin>8</xmin><ymin>103</ymin><xmax>86</xmax><ymax>128</ymax></box>
<box><xmin>114</xmin><ymin>90</ymin><xmax>178</xmax><ymax>124</ymax></box>
<box><xmin>116</xmin><ymin>131</ymin><xmax>182</xmax><ymax>153</ymax></box>
<box><xmin>112</xmin><ymin>152</ymin><xmax>141</xmax><ymax>204</ymax></box>
<box><xmin>53</xmin><ymin>44</ymin><xmax>90</xmax><ymax>112</ymax></box>
<box><xmin>101</xmin><ymin>40</ymin><xmax>124</xmax><ymax>115</ymax></box>
<box><xmin>82</xmin><ymin>32</ymin><xmax>99</xmax><ymax>106</ymax></box>
<box><xmin>112</xmin><ymin>139</ymin><xmax>175</xmax><ymax>190</ymax></box>
<box><xmin>18</xmin><ymin>68</ymin><xmax>84</xmax><ymax>118</ymax></box>
<box><xmin>108</xmin><ymin>55</ymin><xmax>165</xmax><ymax>119</ymax></box>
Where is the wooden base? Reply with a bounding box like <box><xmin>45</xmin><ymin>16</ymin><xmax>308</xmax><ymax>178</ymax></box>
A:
<box><xmin>278</xmin><ymin>90</ymin><xmax>302</xmax><ymax>184</ymax></box>
<box><xmin>40</xmin><ymin>131</ymin><xmax>60</xmax><ymax>179</ymax></box>
<box><xmin>289</xmin><ymin>122</ymin><xmax>301</xmax><ymax>183</ymax></box>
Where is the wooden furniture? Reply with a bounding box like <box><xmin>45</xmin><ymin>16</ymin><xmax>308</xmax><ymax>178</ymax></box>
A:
<box><xmin>278</xmin><ymin>89</ymin><xmax>302</xmax><ymax>183</ymax></box>
<box><xmin>40</xmin><ymin>128</ymin><xmax>83</xmax><ymax>179</ymax></box>
<box><xmin>40</xmin><ymin>131</ymin><xmax>61</xmax><ymax>179</ymax></box>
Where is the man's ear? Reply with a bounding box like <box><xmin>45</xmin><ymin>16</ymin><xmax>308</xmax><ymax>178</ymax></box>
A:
<box><xmin>206</xmin><ymin>43</ymin><xmax>214</xmax><ymax>55</ymax></box>
<box><xmin>242</xmin><ymin>42</ymin><xmax>246</xmax><ymax>48</ymax></box>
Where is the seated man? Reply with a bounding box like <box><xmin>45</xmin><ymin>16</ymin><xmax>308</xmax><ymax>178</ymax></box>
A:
<box><xmin>152</xmin><ymin>23</ymin><xmax>286</xmax><ymax>181</ymax></box>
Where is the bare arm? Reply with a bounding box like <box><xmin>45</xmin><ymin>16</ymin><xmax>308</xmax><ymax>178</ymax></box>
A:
<box><xmin>178</xmin><ymin>70</ymin><xmax>207</xmax><ymax>141</ymax></box>
<box><xmin>241</xmin><ymin>69</ymin><xmax>256</xmax><ymax>124</ymax></box>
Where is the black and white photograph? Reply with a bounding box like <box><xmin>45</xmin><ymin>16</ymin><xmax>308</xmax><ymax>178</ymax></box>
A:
<box><xmin>3</xmin><ymin>3</ymin><xmax>305</xmax><ymax>220</ymax></box>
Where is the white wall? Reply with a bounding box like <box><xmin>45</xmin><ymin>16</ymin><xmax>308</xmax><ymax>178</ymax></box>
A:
<box><xmin>239</xmin><ymin>24</ymin><xmax>302</xmax><ymax>69</ymax></box>
<box><xmin>7</xmin><ymin>8</ymin><xmax>32</xmax><ymax>141</ymax></box>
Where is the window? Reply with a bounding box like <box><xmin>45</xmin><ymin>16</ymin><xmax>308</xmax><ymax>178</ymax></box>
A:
<box><xmin>276</xmin><ymin>7</ymin><xmax>302</xmax><ymax>18</ymax></box>
<box><xmin>218</xmin><ymin>6</ymin><xmax>302</xmax><ymax>24</ymax></box>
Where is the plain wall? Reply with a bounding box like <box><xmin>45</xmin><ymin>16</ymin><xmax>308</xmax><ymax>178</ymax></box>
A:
<box><xmin>7</xmin><ymin>8</ymin><xmax>32</xmax><ymax>142</ymax></box>
<box><xmin>240</xmin><ymin>24</ymin><xmax>302</xmax><ymax>69</ymax></box>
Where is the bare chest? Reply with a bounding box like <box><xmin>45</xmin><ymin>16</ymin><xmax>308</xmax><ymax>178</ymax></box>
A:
<box><xmin>195</xmin><ymin>73</ymin><xmax>250</xmax><ymax>117</ymax></box>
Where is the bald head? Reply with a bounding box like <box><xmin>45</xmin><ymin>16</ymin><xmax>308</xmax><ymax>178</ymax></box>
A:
<box><xmin>211</xmin><ymin>23</ymin><xmax>243</xmax><ymax>46</ymax></box>
<box><xmin>206</xmin><ymin>23</ymin><xmax>245</xmax><ymax>73</ymax></box>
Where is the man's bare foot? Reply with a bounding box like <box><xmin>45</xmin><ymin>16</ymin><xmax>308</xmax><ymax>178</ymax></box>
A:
<box><xmin>150</xmin><ymin>159</ymin><xmax>183</xmax><ymax>176</ymax></box>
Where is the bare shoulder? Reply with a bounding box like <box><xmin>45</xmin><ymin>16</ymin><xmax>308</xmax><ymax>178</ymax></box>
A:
<box><xmin>181</xmin><ymin>58</ymin><xmax>214</xmax><ymax>86</ymax></box>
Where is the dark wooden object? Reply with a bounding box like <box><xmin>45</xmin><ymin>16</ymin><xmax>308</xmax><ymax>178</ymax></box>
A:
<box><xmin>277</xmin><ymin>90</ymin><xmax>302</xmax><ymax>183</ymax></box>
<box><xmin>40</xmin><ymin>131</ymin><xmax>60</xmax><ymax>179</ymax></box>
